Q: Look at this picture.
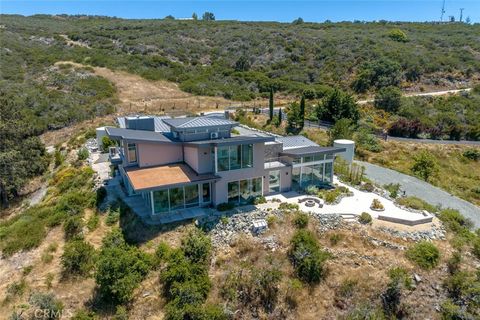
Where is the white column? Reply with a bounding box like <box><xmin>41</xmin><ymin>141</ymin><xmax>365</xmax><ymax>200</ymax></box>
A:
<box><xmin>214</xmin><ymin>146</ymin><xmax>218</xmax><ymax>173</ymax></box>
<box><xmin>150</xmin><ymin>191</ymin><xmax>154</xmax><ymax>215</ymax></box>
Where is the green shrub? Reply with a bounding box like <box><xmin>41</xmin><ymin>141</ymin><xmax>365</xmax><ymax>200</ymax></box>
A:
<box><xmin>306</xmin><ymin>185</ymin><xmax>319</xmax><ymax>195</ymax></box>
<box><xmin>289</xmin><ymin>230</ymin><xmax>330</xmax><ymax>284</ymax></box>
<box><xmin>267</xmin><ymin>215</ymin><xmax>277</xmax><ymax>227</ymax></box>
<box><xmin>86</xmin><ymin>213</ymin><xmax>100</xmax><ymax>231</ymax></box>
<box><xmin>337</xmin><ymin>278</ymin><xmax>358</xmax><ymax>298</ymax></box>
<box><xmin>61</xmin><ymin>239</ymin><xmax>96</xmax><ymax>277</ymax></box>
<box><xmin>96</xmin><ymin>186</ymin><xmax>107</xmax><ymax>206</ymax></box>
<box><xmin>396</xmin><ymin>196</ymin><xmax>436</xmax><ymax>212</ymax></box>
<box><xmin>388</xmin><ymin>267</ymin><xmax>413</xmax><ymax>290</ymax></box>
<box><xmin>253</xmin><ymin>196</ymin><xmax>266</xmax><ymax>204</ymax></box>
<box><xmin>438</xmin><ymin>209</ymin><xmax>474</xmax><ymax>236</ymax></box>
<box><xmin>71</xmin><ymin>309</ymin><xmax>96</xmax><ymax>320</ymax></box>
<box><xmin>105</xmin><ymin>207</ymin><xmax>120</xmax><ymax>226</ymax></box>
<box><xmin>63</xmin><ymin>216</ymin><xmax>84</xmax><ymax>240</ymax></box>
<box><xmin>370</xmin><ymin>199</ymin><xmax>384</xmax><ymax>210</ymax></box>
<box><xmin>384</xmin><ymin>183</ymin><xmax>401</xmax><ymax>199</ymax></box>
<box><xmin>95</xmin><ymin>229</ymin><xmax>152</xmax><ymax>303</ymax></box>
<box><xmin>181</xmin><ymin>228</ymin><xmax>212</xmax><ymax>264</ymax></box>
<box><xmin>279</xmin><ymin>202</ymin><xmax>299</xmax><ymax>211</ymax></box>
<box><xmin>6</xmin><ymin>279</ymin><xmax>27</xmax><ymax>299</ymax></box>
<box><xmin>155</xmin><ymin>241</ymin><xmax>172</xmax><ymax>262</ymax></box>
<box><xmin>77</xmin><ymin>148</ymin><xmax>89</xmax><ymax>161</ymax></box>
<box><xmin>29</xmin><ymin>293</ymin><xmax>63</xmax><ymax>319</ymax></box>
<box><xmin>217</xmin><ymin>202</ymin><xmax>234</xmax><ymax>211</ymax></box>
<box><xmin>293</xmin><ymin>212</ymin><xmax>309</xmax><ymax>229</ymax></box>
<box><xmin>360</xmin><ymin>182</ymin><xmax>375</xmax><ymax>192</ymax></box>
<box><xmin>462</xmin><ymin>149</ymin><xmax>480</xmax><ymax>161</ymax></box>
<box><xmin>472</xmin><ymin>237</ymin><xmax>480</xmax><ymax>259</ymax></box>
<box><xmin>358</xmin><ymin>212</ymin><xmax>372</xmax><ymax>224</ymax></box>
<box><xmin>446</xmin><ymin>251</ymin><xmax>462</xmax><ymax>275</ymax></box>
<box><xmin>405</xmin><ymin>241</ymin><xmax>440</xmax><ymax>270</ymax></box>
<box><xmin>101</xmin><ymin>136</ymin><xmax>115</xmax><ymax>151</ymax></box>
<box><xmin>329</xmin><ymin>233</ymin><xmax>344</xmax><ymax>246</ymax></box>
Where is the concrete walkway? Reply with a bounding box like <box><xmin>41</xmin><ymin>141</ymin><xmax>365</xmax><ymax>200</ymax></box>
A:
<box><xmin>358</xmin><ymin>161</ymin><xmax>480</xmax><ymax>228</ymax></box>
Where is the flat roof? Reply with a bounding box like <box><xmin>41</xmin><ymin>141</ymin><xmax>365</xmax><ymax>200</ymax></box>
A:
<box><xmin>276</xmin><ymin>135</ymin><xmax>319</xmax><ymax>149</ymax></box>
<box><xmin>117</xmin><ymin>116</ymin><xmax>171</xmax><ymax>132</ymax></box>
<box><xmin>184</xmin><ymin>135</ymin><xmax>275</xmax><ymax>147</ymax></box>
<box><xmin>124</xmin><ymin>163</ymin><xmax>218</xmax><ymax>191</ymax></box>
<box><xmin>106</xmin><ymin>127</ymin><xmax>174</xmax><ymax>143</ymax></box>
<box><xmin>163</xmin><ymin>116</ymin><xmax>237</xmax><ymax>129</ymax></box>
<box><xmin>280</xmin><ymin>146</ymin><xmax>346</xmax><ymax>157</ymax></box>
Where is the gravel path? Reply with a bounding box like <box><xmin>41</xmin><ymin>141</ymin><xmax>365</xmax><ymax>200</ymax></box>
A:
<box><xmin>358</xmin><ymin>161</ymin><xmax>480</xmax><ymax>228</ymax></box>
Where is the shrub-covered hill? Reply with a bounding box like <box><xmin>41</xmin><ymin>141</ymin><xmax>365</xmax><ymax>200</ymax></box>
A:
<box><xmin>1</xmin><ymin>14</ymin><xmax>480</xmax><ymax>101</ymax></box>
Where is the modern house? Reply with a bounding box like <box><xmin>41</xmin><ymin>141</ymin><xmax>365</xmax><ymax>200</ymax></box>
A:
<box><xmin>105</xmin><ymin>114</ymin><xmax>345</xmax><ymax>223</ymax></box>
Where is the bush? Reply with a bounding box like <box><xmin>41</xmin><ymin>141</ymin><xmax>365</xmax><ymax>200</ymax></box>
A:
<box><xmin>63</xmin><ymin>216</ymin><xmax>84</xmax><ymax>240</ymax></box>
<box><xmin>77</xmin><ymin>148</ymin><xmax>89</xmax><ymax>161</ymax></box>
<box><xmin>388</xmin><ymin>267</ymin><xmax>413</xmax><ymax>290</ymax></box>
<box><xmin>384</xmin><ymin>183</ymin><xmax>401</xmax><ymax>198</ymax></box>
<box><xmin>95</xmin><ymin>229</ymin><xmax>152</xmax><ymax>303</ymax></box>
<box><xmin>329</xmin><ymin>233</ymin><xmax>344</xmax><ymax>246</ymax></box>
<box><xmin>61</xmin><ymin>239</ymin><xmax>96</xmax><ymax>277</ymax></box>
<box><xmin>396</xmin><ymin>196</ymin><xmax>436</xmax><ymax>212</ymax></box>
<box><xmin>293</xmin><ymin>212</ymin><xmax>309</xmax><ymax>229</ymax></box>
<box><xmin>358</xmin><ymin>212</ymin><xmax>372</xmax><ymax>224</ymax></box>
<box><xmin>101</xmin><ymin>136</ymin><xmax>115</xmax><ymax>151</ymax></box>
<box><xmin>279</xmin><ymin>202</ymin><xmax>299</xmax><ymax>211</ymax></box>
<box><xmin>217</xmin><ymin>202</ymin><xmax>234</xmax><ymax>211</ymax></box>
<box><xmin>472</xmin><ymin>237</ymin><xmax>480</xmax><ymax>259</ymax></box>
<box><xmin>438</xmin><ymin>209</ymin><xmax>474</xmax><ymax>235</ymax></box>
<box><xmin>405</xmin><ymin>241</ymin><xmax>440</xmax><ymax>270</ymax></box>
<box><xmin>105</xmin><ymin>207</ymin><xmax>120</xmax><ymax>226</ymax></box>
<box><xmin>370</xmin><ymin>199</ymin><xmax>384</xmax><ymax>210</ymax></box>
<box><xmin>374</xmin><ymin>86</ymin><xmax>402</xmax><ymax>113</ymax></box>
<box><xmin>462</xmin><ymin>149</ymin><xmax>480</xmax><ymax>161</ymax></box>
<box><xmin>253</xmin><ymin>196</ymin><xmax>266</xmax><ymax>204</ymax></box>
<box><xmin>446</xmin><ymin>251</ymin><xmax>462</xmax><ymax>275</ymax></box>
<box><xmin>96</xmin><ymin>186</ymin><xmax>107</xmax><ymax>206</ymax></box>
<box><xmin>181</xmin><ymin>228</ymin><xmax>212</xmax><ymax>265</ymax></box>
<box><xmin>360</xmin><ymin>182</ymin><xmax>375</xmax><ymax>192</ymax></box>
<box><xmin>86</xmin><ymin>213</ymin><xmax>99</xmax><ymax>231</ymax></box>
<box><xmin>411</xmin><ymin>150</ymin><xmax>439</xmax><ymax>182</ymax></box>
<box><xmin>289</xmin><ymin>230</ymin><xmax>330</xmax><ymax>284</ymax></box>
<box><xmin>29</xmin><ymin>293</ymin><xmax>63</xmax><ymax>319</ymax></box>
<box><xmin>388</xmin><ymin>28</ymin><xmax>408</xmax><ymax>42</ymax></box>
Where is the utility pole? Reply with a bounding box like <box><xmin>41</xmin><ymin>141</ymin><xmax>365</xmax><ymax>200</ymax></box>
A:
<box><xmin>440</xmin><ymin>0</ymin><xmax>446</xmax><ymax>22</ymax></box>
<box><xmin>459</xmin><ymin>8</ymin><xmax>464</xmax><ymax>22</ymax></box>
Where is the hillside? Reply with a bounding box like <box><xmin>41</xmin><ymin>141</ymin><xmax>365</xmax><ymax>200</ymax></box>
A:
<box><xmin>2</xmin><ymin>15</ymin><xmax>479</xmax><ymax>101</ymax></box>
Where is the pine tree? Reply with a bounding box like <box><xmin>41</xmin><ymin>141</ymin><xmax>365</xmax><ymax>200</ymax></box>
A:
<box><xmin>269</xmin><ymin>87</ymin><xmax>274</xmax><ymax>121</ymax></box>
<box><xmin>278</xmin><ymin>108</ymin><xmax>282</xmax><ymax>125</ymax></box>
<box><xmin>192</xmin><ymin>12</ymin><xmax>198</xmax><ymax>20</ymax></box>
<box><xmin>299</xmin><ymin>95</ymin><xmax>306</xmax><ymax>128</ymax></box>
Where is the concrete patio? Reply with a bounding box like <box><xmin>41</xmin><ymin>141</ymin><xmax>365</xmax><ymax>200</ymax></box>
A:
<box><xmin>263</xmin><ymin>177</ymin><xmax>434</xmax><ymax>226</ymax></box>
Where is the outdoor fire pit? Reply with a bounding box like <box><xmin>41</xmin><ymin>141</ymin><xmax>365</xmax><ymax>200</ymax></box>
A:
<box><xmin>305</xmin><ymin>199</ymin><xmax>316</xmax><ymax>207</ymax></box>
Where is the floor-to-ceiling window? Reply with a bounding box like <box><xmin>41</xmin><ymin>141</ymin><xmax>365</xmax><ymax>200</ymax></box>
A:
<box><xmin>127</xmin><ymin>143</ymin><xmax>137</xmax><ymax>163</ymax></box>
<box><xmin>227</xmin><ymin>177</ymin><xmax>262</xmax><ymax>205</ymax></box>
<box><xmin>152</xmin><ymin>182</ymin><xmax>211</xmax><ymax>214</ymax></box>
<box><xmin>268</xmin><ymin>170</ymin><xmax>280</xmax><ymax>193</ymax></box>
<box><xmin>217</xmin><ymin>144</ymin><xmax>253</xmax><ymax>172</ymax></box>
<box><xmin>290</xmin><ymin>154</ymin><xmax>334</xmax><ymax>189</ymax></box>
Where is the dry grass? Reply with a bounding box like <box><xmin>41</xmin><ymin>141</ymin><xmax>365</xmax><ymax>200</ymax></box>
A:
<box><xmin>362</xmin><ymin>141</ymin><xmax>480</xmax><ymax>206</ymax></box>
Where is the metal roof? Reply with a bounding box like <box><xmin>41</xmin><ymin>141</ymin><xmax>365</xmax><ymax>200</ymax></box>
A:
<box><xmin>280</xmin><ymin>146</ymin><xmax>346</xmax><ymax>157</ymax></box>
<box><xmin>105</xmin><ymin>127</ymin><xmax>174</xmax><ymax>143</ymax></box>
<box><xmin>163</xmin><ymin>116</ymin><xmax>237</xmax><ymax>129</ymax></box>
<box><xmin>184</xmin><ymin>135</ymin><xmax>275</xmax><ymax>147</ymax></box>
<box><xmin>276</xmin><ymin>136</ymin><xmax>319</xmax><ymax>150</ymax></box>
<box><xmin>117</xmin><ymin>116</ymin><xmax>171</xmax><ymax>132</ymax></box>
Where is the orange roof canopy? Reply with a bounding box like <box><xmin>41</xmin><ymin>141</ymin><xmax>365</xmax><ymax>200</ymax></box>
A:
<box><xmin>125</xmin><ymin>164</ymin><xmax>216</xmax><ymax>191</ymax></box>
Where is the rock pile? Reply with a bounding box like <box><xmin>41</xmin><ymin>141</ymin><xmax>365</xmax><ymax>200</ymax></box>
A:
<box><xmin>308</xmin><ymin>212</ymin><xmax>344</xmax><ymax>232</ymax></box>
<box><xmin>201</xmin><ymin>209</ymin><xmax>284</xmax><ymax>248</ymax></box>
<box><xmin>378</xmin><ymin>225</ymin><xmax>446</xmax><ymax>241</ymax></box>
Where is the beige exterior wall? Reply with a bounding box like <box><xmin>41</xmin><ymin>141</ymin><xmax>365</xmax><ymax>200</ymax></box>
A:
<box><xmin>137</xmin><ymin>142</ymin><xmax>183</xmax><ymax>168</ymax></box>
<box><xmin>184</xmin><ymin>146</ymin><xmax>199</xmax><ymax>172</ymax></box>
<box><xmin>213</xmin><ymin>143</ymin><xmax>266</xmax><ymax>205</ymax></box>
<box><xmin>263</xmin><ymin>166</ymin><xmax>292</xmax><ymax>194</ymax></box>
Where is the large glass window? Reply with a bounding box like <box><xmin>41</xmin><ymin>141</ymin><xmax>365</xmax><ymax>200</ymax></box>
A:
<box><xmin>303</xmin><ymin>155</ymin><xmax>313</xmax><ymax>163</ymax></box>
<box><xmin>252</xmin><ymin>177</ymin><xmax>262</xmax><ymax>197</ymax></box>
<box><xmin>292</xmin><ymin>167</ymin><xmax>301</xmax><ymax>190</ymax></box>
<box><xmin>217</xmin><ymin>146</ymin><xmax>229</xmax><ymax>171</ymax></box>
<box><xmin>169</xmin><ymin>187</ymin><xmax>184</xmax><ymax>210</ymax></box>
<box><xmin>240</xmin><ymin>179</ymin><xmax>250</xmax><ymax>204</ymax></box>
<box><xmin>241</xmin><ymin>144</ymin><xmax>253</xmax><ymax>168</ymax></box>
<box><xmin>324</xmin><ymin>162</ymin><xmax>333</xmax><ymax>182</ymax></box>
<box><xmin>185</xmin><ymin>185</ymin><xmax>199</xmax><ymax>208</ymax></box>
<box><xmin>202</xmin><ymin>183</ymin><xmax>211</xmax><ymax>203</ymax></box>
<box><xmin>127</xmin><ymin>143</ymin><xmax>137</xmax><ymax>163</ymax></box>
<box><xmin>230</xmin><ymin>145</ymin><xmax>242</xmax><ymax>170</ymax></box>
<box><xmin>268</xmin><ymin>170</ymin><xmax>280</xmax><ymax>193</ymax></box>
<box><xmin>153</xmin><ymin>190</ymin><xmax>169</xmax><ymax>214</ymax></box>
<box><xmin>228</xmin><ymin>181</ymin><xmax>239</xmax><ymax>204</ymax></box>
<box><xmin>217</xmin><ymin>144</ymin><xmax>253</xmax><ymax>172</ymax></box>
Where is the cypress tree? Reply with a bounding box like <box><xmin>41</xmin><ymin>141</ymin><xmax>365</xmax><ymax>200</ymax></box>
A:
<box><xmin>278</xmin><ymin>108</ymin><xmax>282</xmax><ymax>125</ymax></box>
<box><xmin>269</xmin><ymin>87</ymin><xmax>274</xmax><ymax>121</ymax></box>
<box><xmin>299</xmin><ymin>95</ymin><xmax>306</xmax><ymax>128</ymax></box>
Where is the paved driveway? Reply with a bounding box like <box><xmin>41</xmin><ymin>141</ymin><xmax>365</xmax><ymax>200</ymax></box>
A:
<box><xmin>358</xmin><ymin>161</ymin><xmax>480</xmax><ymax>228</ymax></box>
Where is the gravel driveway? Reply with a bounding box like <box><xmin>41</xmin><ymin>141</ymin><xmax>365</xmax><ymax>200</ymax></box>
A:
<box><xmin>357</xmin><ymin>161</ymin><xmax>480</xmax><ymax>228</ymax></box>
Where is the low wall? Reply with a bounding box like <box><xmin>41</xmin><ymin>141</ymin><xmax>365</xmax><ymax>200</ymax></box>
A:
<box><xmin>377</xmin><ymin>214</ymin><xmax>433</xmax><ymax>226</ymax></box>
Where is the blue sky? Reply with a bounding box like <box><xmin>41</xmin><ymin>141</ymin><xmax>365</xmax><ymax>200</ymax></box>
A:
<box><xmin>1</xmin><ymin>1</ymin><xmax>479</xmax><ymax>23</ymax></box>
